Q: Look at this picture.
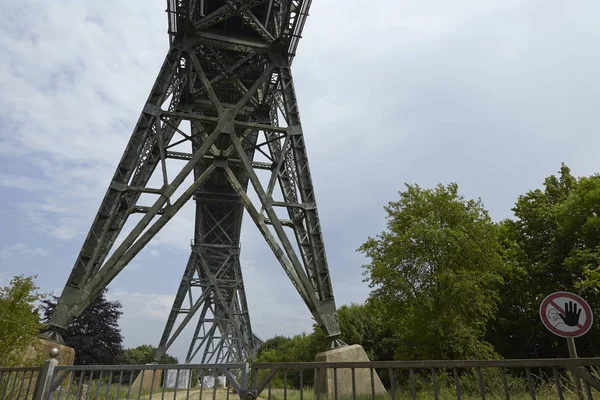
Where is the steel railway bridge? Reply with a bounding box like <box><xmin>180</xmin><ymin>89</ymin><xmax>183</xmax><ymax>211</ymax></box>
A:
<box><xmin>43</xmin><ymin>0</ymin><xmax>344</xmax><ymax>364</ymax></box>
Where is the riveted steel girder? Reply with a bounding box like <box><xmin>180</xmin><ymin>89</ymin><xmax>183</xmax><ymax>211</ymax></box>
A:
<box><xmin>44</xmin><ymin>0</ymin><xmax>343</xmax><ymax>361</ymax></box>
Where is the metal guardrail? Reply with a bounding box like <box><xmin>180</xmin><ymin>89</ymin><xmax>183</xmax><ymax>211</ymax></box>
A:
<box><xmin>5</xmin><ymin>350</ymin><xmax>600</xmax><ymax>400</ymax></box>
<box><xmin>251</xmin><ymin>359</ymin><xmax>600</xmax><ymax>400</ymax></box>
<box><xmin>0</xmin><ymin>366</ymin><xmax>42</xmax><ymax>400</ymax></box>
<box><xmin>47</xmin><ymin>363</ymin><xmax>248</xmax><ymax>400</ymax></box>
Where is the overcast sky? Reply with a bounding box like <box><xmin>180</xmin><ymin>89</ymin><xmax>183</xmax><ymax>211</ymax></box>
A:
<box><xmin>2</xmin><ymin>0</ymin><xmax>600</xmax><ymax>362</ymax></box>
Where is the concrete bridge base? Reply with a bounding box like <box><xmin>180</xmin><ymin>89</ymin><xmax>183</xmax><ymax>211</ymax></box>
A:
<box><xmin>314</xmin><ymin>344</ymin><xmax>387</xmax><ymax>397</ymax></box>
<box><xmin>22</xmin><ymin>338</ymin><xmax>75</xmax><ymax>366</ymax></box>
<box><xmin>131</xmin><ymin>367</ymin><xmax>163</xmax><ymax>393</ymax></box>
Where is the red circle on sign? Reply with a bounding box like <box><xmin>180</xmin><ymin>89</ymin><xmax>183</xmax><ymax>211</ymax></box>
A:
<box><xmin>539</xmin><ymin>291</ymin><xmax>593</xmax><ymax>338</ymax></box>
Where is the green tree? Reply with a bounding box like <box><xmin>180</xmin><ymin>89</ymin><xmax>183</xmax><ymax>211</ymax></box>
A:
<box><xmin>309</xmin><ymin>303</ymin><xmax>399</xmax><ymax>361</ymax></box>
<box><xmin>119</xmin><ymin>344</ymin><xmax>178</xmax><ymax>365</ymax></box>
<box><xmin>119</xmin><ymin>344</ymin><xmax>180</xmax><ymax>385</ymax></box>
<box><xmin>359</xmin><ymin>183</ymin><xmax>505</xmax><ymax>360</ymax></box>
<box><xmin>489</xmin><ymin>164</ymin><xmax>600</xmax><ymax>358</ymax></box>
<box><xmin>0</xmin><ymin>274</ymin><xmax>46</xmax><ymax>367</ymax></box>
<box><xmin>41</xmin><ymin>289</ymin><xmax>123</xmax><ymax>365</ymax></box>
<box><xmin>255</xmin><ymin>335</ymin><xmax>291</xmax><ymax>359</ymax></box>
<box><xmin>558</xmin><ymin>173</ymin><xmax>600</xmax><ymax>293</ymax></box>
<box><xmin>256</xmin><ymin>333</ymin><xmax>321</xmax><ymax>387</ymax></box>
<box><xmin>257</xmin><ymin>332</ymin><xmax>324</xmax><ymax>363</ymax></box>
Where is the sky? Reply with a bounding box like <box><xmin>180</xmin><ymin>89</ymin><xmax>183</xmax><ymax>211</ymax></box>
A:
<box><xmin>2</xmin><ymin>0</ymin><xmax>600</xmax><ymax>362</ymax></box>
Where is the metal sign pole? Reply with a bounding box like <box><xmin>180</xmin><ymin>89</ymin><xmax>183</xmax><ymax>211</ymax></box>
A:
<box><xmin>567</xmin><ymin>337</ymin><xmax>584</xmax><ymax>400</ymax></box>
<box><xmin>539</xmin><ymin>291</ymin><xmax>593</xmax><ymax>400</ymax></box>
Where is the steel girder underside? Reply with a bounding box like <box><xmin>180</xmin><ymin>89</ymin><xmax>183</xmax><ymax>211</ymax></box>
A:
<box><xmin>43</xmin><ymin>0</ymin><xmax>343</xmax><ymax>363</ymax></box>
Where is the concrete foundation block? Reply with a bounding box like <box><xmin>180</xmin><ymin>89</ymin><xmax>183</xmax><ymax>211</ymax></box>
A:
<box><xmin>130</xmin><ymin>368</ymin><xmax>163</xmax><ymax>394</ymax></box>
<box><xmin>22</xmin><ymin>338</ymin><xmax>76</xmax><ymax>366</ymax></box>
<box><xmin>314</xmin><ymin>344</ymin><xmax>387</xmax><ymax>397</ymax></box>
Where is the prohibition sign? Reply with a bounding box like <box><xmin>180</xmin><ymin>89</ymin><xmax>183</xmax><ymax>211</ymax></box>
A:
<box><xmin>539</xmin><ymin>291</ymin><xmax>593</xmax><ymax>338</ymax></box>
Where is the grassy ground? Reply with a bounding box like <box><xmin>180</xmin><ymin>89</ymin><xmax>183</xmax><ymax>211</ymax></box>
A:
<box><xmin>1</xmin><ymin>369</ymin><xmax>595</xmax><ymax>399</ymax></box>
<box><xmin>257</xmin><ymin>386</ymin><xmax>587</xmax><ymax>400</ymax></box>
<box><xmin>50</xmin><ymin>383</ymin><xmax>240</xmax><ymax>400</ymax></box>
<box><xmin>255</xmin><ymin>368</ymin><xmax>594</xmax><ymax>400</ymax></box>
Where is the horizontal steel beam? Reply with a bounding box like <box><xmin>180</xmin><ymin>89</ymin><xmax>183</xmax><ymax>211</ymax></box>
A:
<box><xmin>189</xmin><ymin>31</ymin><xmax>271</xmax><ymax>50</ymax></box>
<box><xmin>131</xmin><ymin>206</ymin><xmax>165</xmax><ymax>215</ymax></box>
<box><xmin>163</xmin><ymin>111</ymin><xmax>288</xmax><ymax>133</ymax></box>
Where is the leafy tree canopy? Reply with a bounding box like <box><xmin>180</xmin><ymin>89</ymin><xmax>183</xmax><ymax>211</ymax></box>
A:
<box><xmin>41</xmin><ymin>288</ymin><xmax>123</xmax><ymax>365</ymax></box>
<box><xmin>489</xmin><ymin>164</ymin><xmax>600</xmax><ymax>358</ymax></box>
<box><xmin>0</xmin><ymin>274</ymin><xmax>46</xmax><ymax>367</ymax></box>
<box><xmin>119</xmin><ymin>344</ymin><xmax>178</xmax><ymax>365</ymax></box>
<box><xmin>359</xmin><ymin>183</ymin><xmax>505</xmax><ymax>360</ymax></box>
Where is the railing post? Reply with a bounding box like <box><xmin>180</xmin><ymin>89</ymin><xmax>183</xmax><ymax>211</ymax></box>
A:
<box><xmin>567</xmin><ymin>338</ymin><xmax>585</xmax><ymax>400</ymax></box>
<box><xmin>34</xmin><ymin>347</ymin><xmax>60</xmax><ymax>400</ymax></box>
<box><xmin>239</xmin><ymin>362</ymin><xmax>257</xmax><ymax>400</ymax></box>
<box><xmin>251</xmin><ymin>363</ymin><xmax>259</xmax><ymax>398</ymax></box>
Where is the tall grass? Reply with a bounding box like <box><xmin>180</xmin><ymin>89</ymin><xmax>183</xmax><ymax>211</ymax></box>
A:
<box><xmin>257</xmin><ymin>367</ymin><xmax>596</xmax><ymax>400</ymax></box>
<box><xmin>49</xmin><ymin>378</ymin><xmax>234</xmax><ymax>400</ymax></box>
<box><xmin>49</xmin><ymin>380</ymin><xmax>179</xmax><ymax>400</ymax></box>
<box><xmin>0</xmin><ymin>369</ymin><xmax>40</xmax><ymax>399</ymax></box>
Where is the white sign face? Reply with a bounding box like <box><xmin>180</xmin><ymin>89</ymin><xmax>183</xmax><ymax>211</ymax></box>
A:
<box><xmin>539</xmin><ymin>291</ymin><xmax>593</xmax><ymax>338</ymax></box>
<box><xmin>165</xmin><ymin>369</ymin><xmax>191</xmax><ymax>389</ymax></box>
<box><xmin>201</xmin><ymin>376</ymin><xmax>225</xmax><ymax>388</ymax></box>
<box><xmin>202</xmin><ymin>376</ymin><xmax>215</xmax><ymax>388</ymax></box>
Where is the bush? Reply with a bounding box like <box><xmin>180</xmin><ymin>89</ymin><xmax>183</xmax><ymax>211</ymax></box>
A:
<box><xmin>0</xmin><ymin>274</ymin><xmax>46</xmax><ymax>367</ymax></box>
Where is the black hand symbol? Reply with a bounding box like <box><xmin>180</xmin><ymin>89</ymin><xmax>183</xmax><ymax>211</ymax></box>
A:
<box><xmin>559</xmin><ymin>301</ymin><xmax>581</xmax><ymax>327</ymax></box>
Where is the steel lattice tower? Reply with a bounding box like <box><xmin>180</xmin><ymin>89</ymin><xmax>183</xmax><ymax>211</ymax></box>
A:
<box><xmin>43</xmin><ymin>0</ymin><xmax>344</xmax><ymax>363</ymax></box>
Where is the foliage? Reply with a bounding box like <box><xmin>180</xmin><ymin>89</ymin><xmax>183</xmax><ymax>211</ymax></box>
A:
<box><xmin>117</xmin><ymin>344</ymin><xmax>182</xmax><ymax>387</ymax></box>
<box><xmin>119</xmin><ymin>344</ymin><xmax>178</xmax><ymax>365</ymax></box>
<box><xmin>254</xmin><ymin>303</ymin><xmax>400</xmax><ymax>387</ymax></box>
<box><xmin>256</xmin><ymin>333</ymin><xmax>321</xmax><ymax>388</ymax></box>
<box><xmin>40</xmin><ymin>288</ymin><xmax>124</xmax><ymax>365</ymax></box>
<box><xmin>358</xmin><ymin>183</ymin><xmax>505</xmax><ymax>360</ymax></box>
<box><xmin>310</xmin><ymin>303</ymin><xmax>399</xmax><ymax>362</ymax></box>
<box><xmin>258</xmin><ymin>367</ymin><xmax>585</xmax><ymax>400</ymax></box>
<box><xmin>0</xmin><ymin>274</ymin><xmax>46</xmax><ymax>367</ymax></box>
<box><xmin>488</xmin><ymin>164</ymin><xmax>600</xmax><ymax>358</ymax></box>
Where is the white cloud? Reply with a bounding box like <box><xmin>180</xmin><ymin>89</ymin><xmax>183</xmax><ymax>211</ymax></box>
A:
<box><xmin>149</xmin><ymin>250</ymin><xmax>160</xmax><ymax>257</ymax></box>
<box><xmin>0</xmin><ymin>175</ymin><xmax>40</xmax><ymax>191</ymax></box>
<box><xmin>126</xmin><ymin>263</ymin><xmax>144</xmax><ymax>272</ymax></box>
<box><xmin>105</xmin><ymin>290</ymin><xmax>176</xmax><ymax>350</ymax></box>
<box><xmin>108</xmin><ymin>290</ymin><xmax>175</xmax><ymax>322</ymax></box>
<box><xmin>0</xmin><ymin>243</ymin><xmax>49</xmax><ymax>259</ymax></box>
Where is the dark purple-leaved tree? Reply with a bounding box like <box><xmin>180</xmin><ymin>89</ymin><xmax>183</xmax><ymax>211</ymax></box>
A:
<box><xmin>41</xmin><ymin>288</ymin><xmax>123</xmax><ymax>365</ymax></box>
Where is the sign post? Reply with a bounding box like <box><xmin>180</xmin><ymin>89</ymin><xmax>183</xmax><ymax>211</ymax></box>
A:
<box><xmin>540</xmin><ymin>291</ymin><xmax>593</xmax><ymax>400</ymax></box>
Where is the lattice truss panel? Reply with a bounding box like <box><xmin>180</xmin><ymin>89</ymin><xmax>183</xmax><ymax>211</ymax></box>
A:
<box><xmin>44</xmin><ymin>0</ymin><xmax>342</xmax><ymax>363</ymax></box>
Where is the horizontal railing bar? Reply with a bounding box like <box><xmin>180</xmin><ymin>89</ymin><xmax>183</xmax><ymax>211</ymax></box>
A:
<box><xmin>252</xmin><ymin>358</ymin><xmax>600</xmax><ymax>369</ymax></box>
<box><xmin>55</xmin><ymin>363</ymin><xmax>246</xmax><ymax>371</ymax></box>
<box><xmin>0</xmin><ymin>367</ymin><xmax>42</xmax><ymax>372</ymax></box>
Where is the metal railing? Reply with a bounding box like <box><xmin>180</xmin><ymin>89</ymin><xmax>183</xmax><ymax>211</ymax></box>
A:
<box><xmin>0</xmin><ymin>366</ymin><xmax>42</xmax><ymax>400</ymax></box>
<box><xmin>5</xmin><ymin>348</ymin><xmax>600</xmax><ymax>400</ymax></box>
<box><xmin>251</xmin><ymin>359</ymin><xmax>600</xmax><ymax>400</ymax></box>
<box><xmin>46</xmin><ymin>362</ymin><xmax>248</xmax><ymax>400</ymax></box>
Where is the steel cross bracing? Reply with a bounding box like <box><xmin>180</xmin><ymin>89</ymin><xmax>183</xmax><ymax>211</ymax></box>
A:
<box><xmin>43</xmin><ymin>0</ymin><xmax>343</xmax><ymax>362</ymax></box>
